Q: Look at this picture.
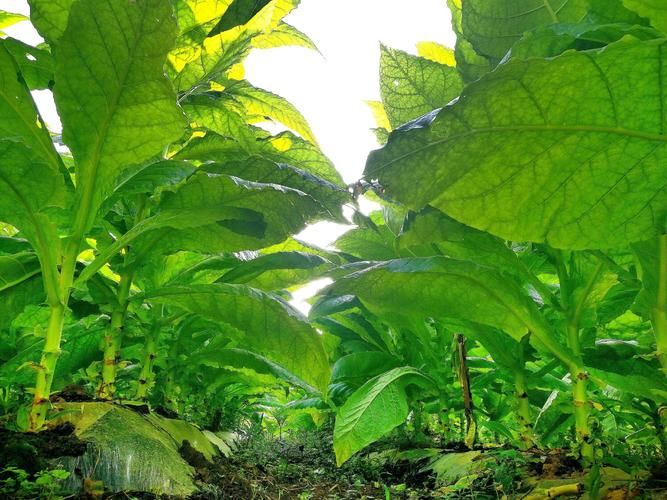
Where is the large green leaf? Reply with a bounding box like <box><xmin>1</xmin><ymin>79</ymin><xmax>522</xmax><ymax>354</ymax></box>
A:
<box><xmin>0</xmin><ymin>45</ymin><xmax>60</xmax><ymax>171</ymax></box>
<box><xmin>329</xmin><ymin>257</ymin><xmax>533</xmax><ymax>339</ymax></box>
<box><xmin>146</xmin><ymin>172</ymin><xmax>321</xmax><ymax>253</ymax></box>
<box><xmin>204</xmin><ymin>158</ymin><xmax>348</xmax><ymax>221</ymax></box>
<box><xmin>55</xmin><ymin>0</ymin><xmax>185</xmax><ymax>232</ymax></box>
<box><xmin>333</xmin><ymin>367</ymin><xmax>432</xmax><ymax>465</ymax></box>
<box><xmin>380</xmin><ymin>46</ymin><xmax>463</xmax><ymax>128</ymax></box>
<box><xmin>77</xmin><ymin>173</ymin><xmax>321</xmax><ymax>284</ymax></box>
<box><xmin>366</xmin><ymin>39</ymin><xmax>667</xmax><ymax>249</ymax></box>
<box><xmin>178</xmin><ymin>130</ymin><xmax>344</xmax><ymax>185</ymax></box>
<box><xmin>327</xmin><ymin>257</ymin><xmax>575</xmax><ymax>365</ymax></box>
<box><xmin>0</xmin><ymin>142</ymin><xmax>67</xmax><ymax>289</ymax></box>
<box><xmin>461</xmin><ymin>0</ymin><xmax>589</xmax><ymax>60</ymax></box>
<box><xmin>447</xmin><ymin>0</ymin><xmax>492</xmax><ymax>83</ymax></box>
<box><xmin>145</xmin><ymin>283</ymin><xmax>331</xmax><ymax>393</ymax></box>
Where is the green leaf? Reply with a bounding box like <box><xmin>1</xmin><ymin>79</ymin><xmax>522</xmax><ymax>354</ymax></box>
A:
<box><xmin>380</xmin><ymin>45</ymin><xmax>463</xmax><ymax>128</ymax></box>
<box><xmin>145</xmin><ymin>283</ymin><xmax>331</xmax><ymax>393</ymax></box>
<box><xmin>26</xmin><ymin>0</ymin><xmax>74</xmax><ymax>43</ymax></box>
<box><xmin>399</xmin><ymin>208</ymin><xmax>524</xmax><ymax>276</ymax></box>
<box><xmin>182</xmin><ymin>93</ymin><xmax>258</xmax><ymax>148</ymax></box>
<box><xmin>632</xmin><ymin>237</ymin><xmax>661</xmax><ymax>319</ymax></box>
<box><xmin>77</xmin><ymin>173</ymin><xmax>321</xmax><ymax>284</ymax></box>
<box><xmin>252</xmin><ymin>22</ymin><xmax>317</xmax><ymax>50</ymax></box>
<box><xmin>173</xmin><ymin>0</ymin><xmax>233</xmax><ymax>47</ymax></box>
<box><xmin>55</xmin><ymin>0</ymin><xmax>186</xmax><ymax>232</ymax></box>
<box><xmin>2</xmin><ymin>38</ymin><xmax>54</xmax><ymax>90</ymax></box>
<box><xmin>217</xmin><ymin>251</ymin><xmax>330</xmax><ymax>290</ymax></box>
<box><xmin>0</xmin><ymin>252</ymin><xmax>41</xmax><ymax>293</ymax></box>
<box><xmin>623</xmin><ymin>0</ymin><xmax>667</xmax><ymax>33</ymax></box>
<box><xmin>331</xmin><ymin>351</ymin><xmax>402</xmax><ymax>390</ymax></box>
<box><xmin>225</xmin><ymin>80</ymin><xmax>317</xmax><ymax>144</ymax></box>
<box><xmin>149</xmin><ymin>172</ymin><xmax>321</xmax><ymax>252</ymax></box>
<box><xmin>108</xmin><ymin>160</ymin><xmax>196</xmax><ymax>202</ymax></box>
<box><xmin>461</xmin><ymin>0</ymin><xmax>589</xmax><ymax>60</ymax></box>
<box><xmin>510</xmin><ymin>23</ymin><xmax>662</xmax><ymax>60</ymax></box>
<box><xmin>172</xmin><ymin>22</ymin><xmax>255</xmax><ymax>91</ymax></box>
<box><xmin>329</xmin><ymin>257</ymin><xmax>533</xmax><ymax>339</ymax></box>
<box><xmin>327</xmin><ymin>257</ymin><xmax>576</xmax><ymax>366</ymax></box>
<box><xmin>0</xmin><ymin>141</ymin><xmax>66</xmax><ymax>290</ymax></box>
<box><xmin>366</xmin><ymin>39</ymin><xmax>667</xmax><ymax>249</ymax></box>
<box><xmin>588</xmin><ymin>0</ymin><xmax>649</xmax><ymax>24</ymax></box>
<box><xmin>333</xmin><ymin>366</ymin><xmax>432</xmax><ymax>465</ymax></box>
<box><xmin>0</xmin><ymin>45</ymin><xmax>60</xmax><ymax>171</ymax></box>
<box><xmin>0</xmin><ymin>10</ymin><xmax>27</xmax><ymax>31</ymax></box>
<box><xmin>178</xmin><ymin>130</ymin><xmax>344</xmax><ymax>185</ymax></box>
<box><xmin>335</xmin><ymin>225</ymin><xmax>397</xmax><ymax>261</ymax></box>
<box><xmin>0</xmin><ymin>273</ymin><xmax>43</xmax><ymax>335</ymax></box>
<box><xmin>584</xmin><ymin>340</ymin><xmax>667</xmax><ymax>399</ymax></box>
<box><xmin>186</xmin><ymin>347</ymin><xmax>319</xmax><ymax>393</ymax></box>
<box><xmin>203</xmin><ymin>158</ymin><xmax>349</xmax><ymax>221</ymax></box>
<box><xmin>209</xmin><ymin>0</ymin><xmax>272</xmax><ymax>35</ymax></box>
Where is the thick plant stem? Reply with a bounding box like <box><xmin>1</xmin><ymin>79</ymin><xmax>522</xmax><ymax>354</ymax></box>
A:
<box><xmin>654</xmin><ymin>234</ymin><xmax>667</xmax><ymax>375</ymax></box>
<box><xmin>514</xmin><ymin>368</ymin><xmax>535</xmax><ymax>450</ymax></box>
<box><xmin>571</xmin><ymin>365</ymin><xmax>593</xmax><ymax>463</ymax></box>
<box><xmin>455</xmin><ymin>334</ymin><xmax>477</xmax><ymax>448</ymax></box>
<box><xmin>98</xmin><ymin>270</ymin><xmax>133</xmax><ymax>400</ymax></box>
<box><xmin>555</xmin><ymin>251</ymin><xmax>599</xmax><ymax>465</ymax></box>
<box><xmin>28</xmin><ymin>238</ymin><xmax>79</xmax><ymax>431</ymax></box>
<box><xmin>567</xmin><ymin>316</ymin><xmax>594</xmax><ymax>464</ymax></box>
<box><xmin>98</xmin><ymin>198</ymin><xmax>149</xmax><ymax>399</ymax></box>
<box><xmin>135</xmin><ymin>325</ymin><xmax>160</xmax><ymax>400</ymax></box>
<box><xmin>28</xmin><ymin>303</ymin><xmax>66</xmax><ymax>430</ymax></box>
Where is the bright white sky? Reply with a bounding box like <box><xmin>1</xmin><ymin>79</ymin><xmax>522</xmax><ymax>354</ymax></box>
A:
<box><xmin>1</xmin><ymin>0</ymin><xmax>456</xmax><ymax>310</ymax></box>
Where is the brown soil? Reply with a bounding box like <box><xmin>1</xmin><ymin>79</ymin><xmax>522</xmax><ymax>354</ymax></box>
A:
<box><xmin>0</xmin><ymin>423</ymin><xmax>87</xmax><ymax>474</ymax></box>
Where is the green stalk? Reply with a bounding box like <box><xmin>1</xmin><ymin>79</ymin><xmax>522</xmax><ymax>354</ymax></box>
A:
<box><xmin>97</xmin><ymin>268</ymin><xmax>133</xmax><ymax>400</ymax></box>
<box><xmin>514</xmin><ymin>369</ymin><xmax>534</xmax><ymax>450</ymax></box>
<box><xmin>135</xmin><ymin>324</ymin><xmax>160</xmax><ymax>400</ymax></box>
<box><xmin>97</xmin><ymin>196</ymin><xmax>147</xmax><ymax>400</ymax></box>
<box><xmin>28</xmin><ymin>237</ymin><xmax>80</xmax><ymax>431</ymax></box>
<box><xmin>655</xmin><ymin>406</ymin><xmax>667</xmax><ymax>458</ymax></box>
<box><xmin>654</xmin><ymin>234</ymin><xmax>667</xmax><ymax>375</ymax></box>
<box><xmin>28</xmin><ymin>303</ymin><xmax>66</xmax><ymax>430</ymax></box>
<box><xmin>514</xmin><ymin>340</ymin><xmax>535</xmax><ymax>450</ymax></box>
<box><xmin>555</xmin><ymin>252</ymin><xmax>601</xmax><ymax>465</ymax></box>
<box><xmin>455</xmin><ymin>334</ymin><xmax>477</xmax><ymax>448</ymax></box>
